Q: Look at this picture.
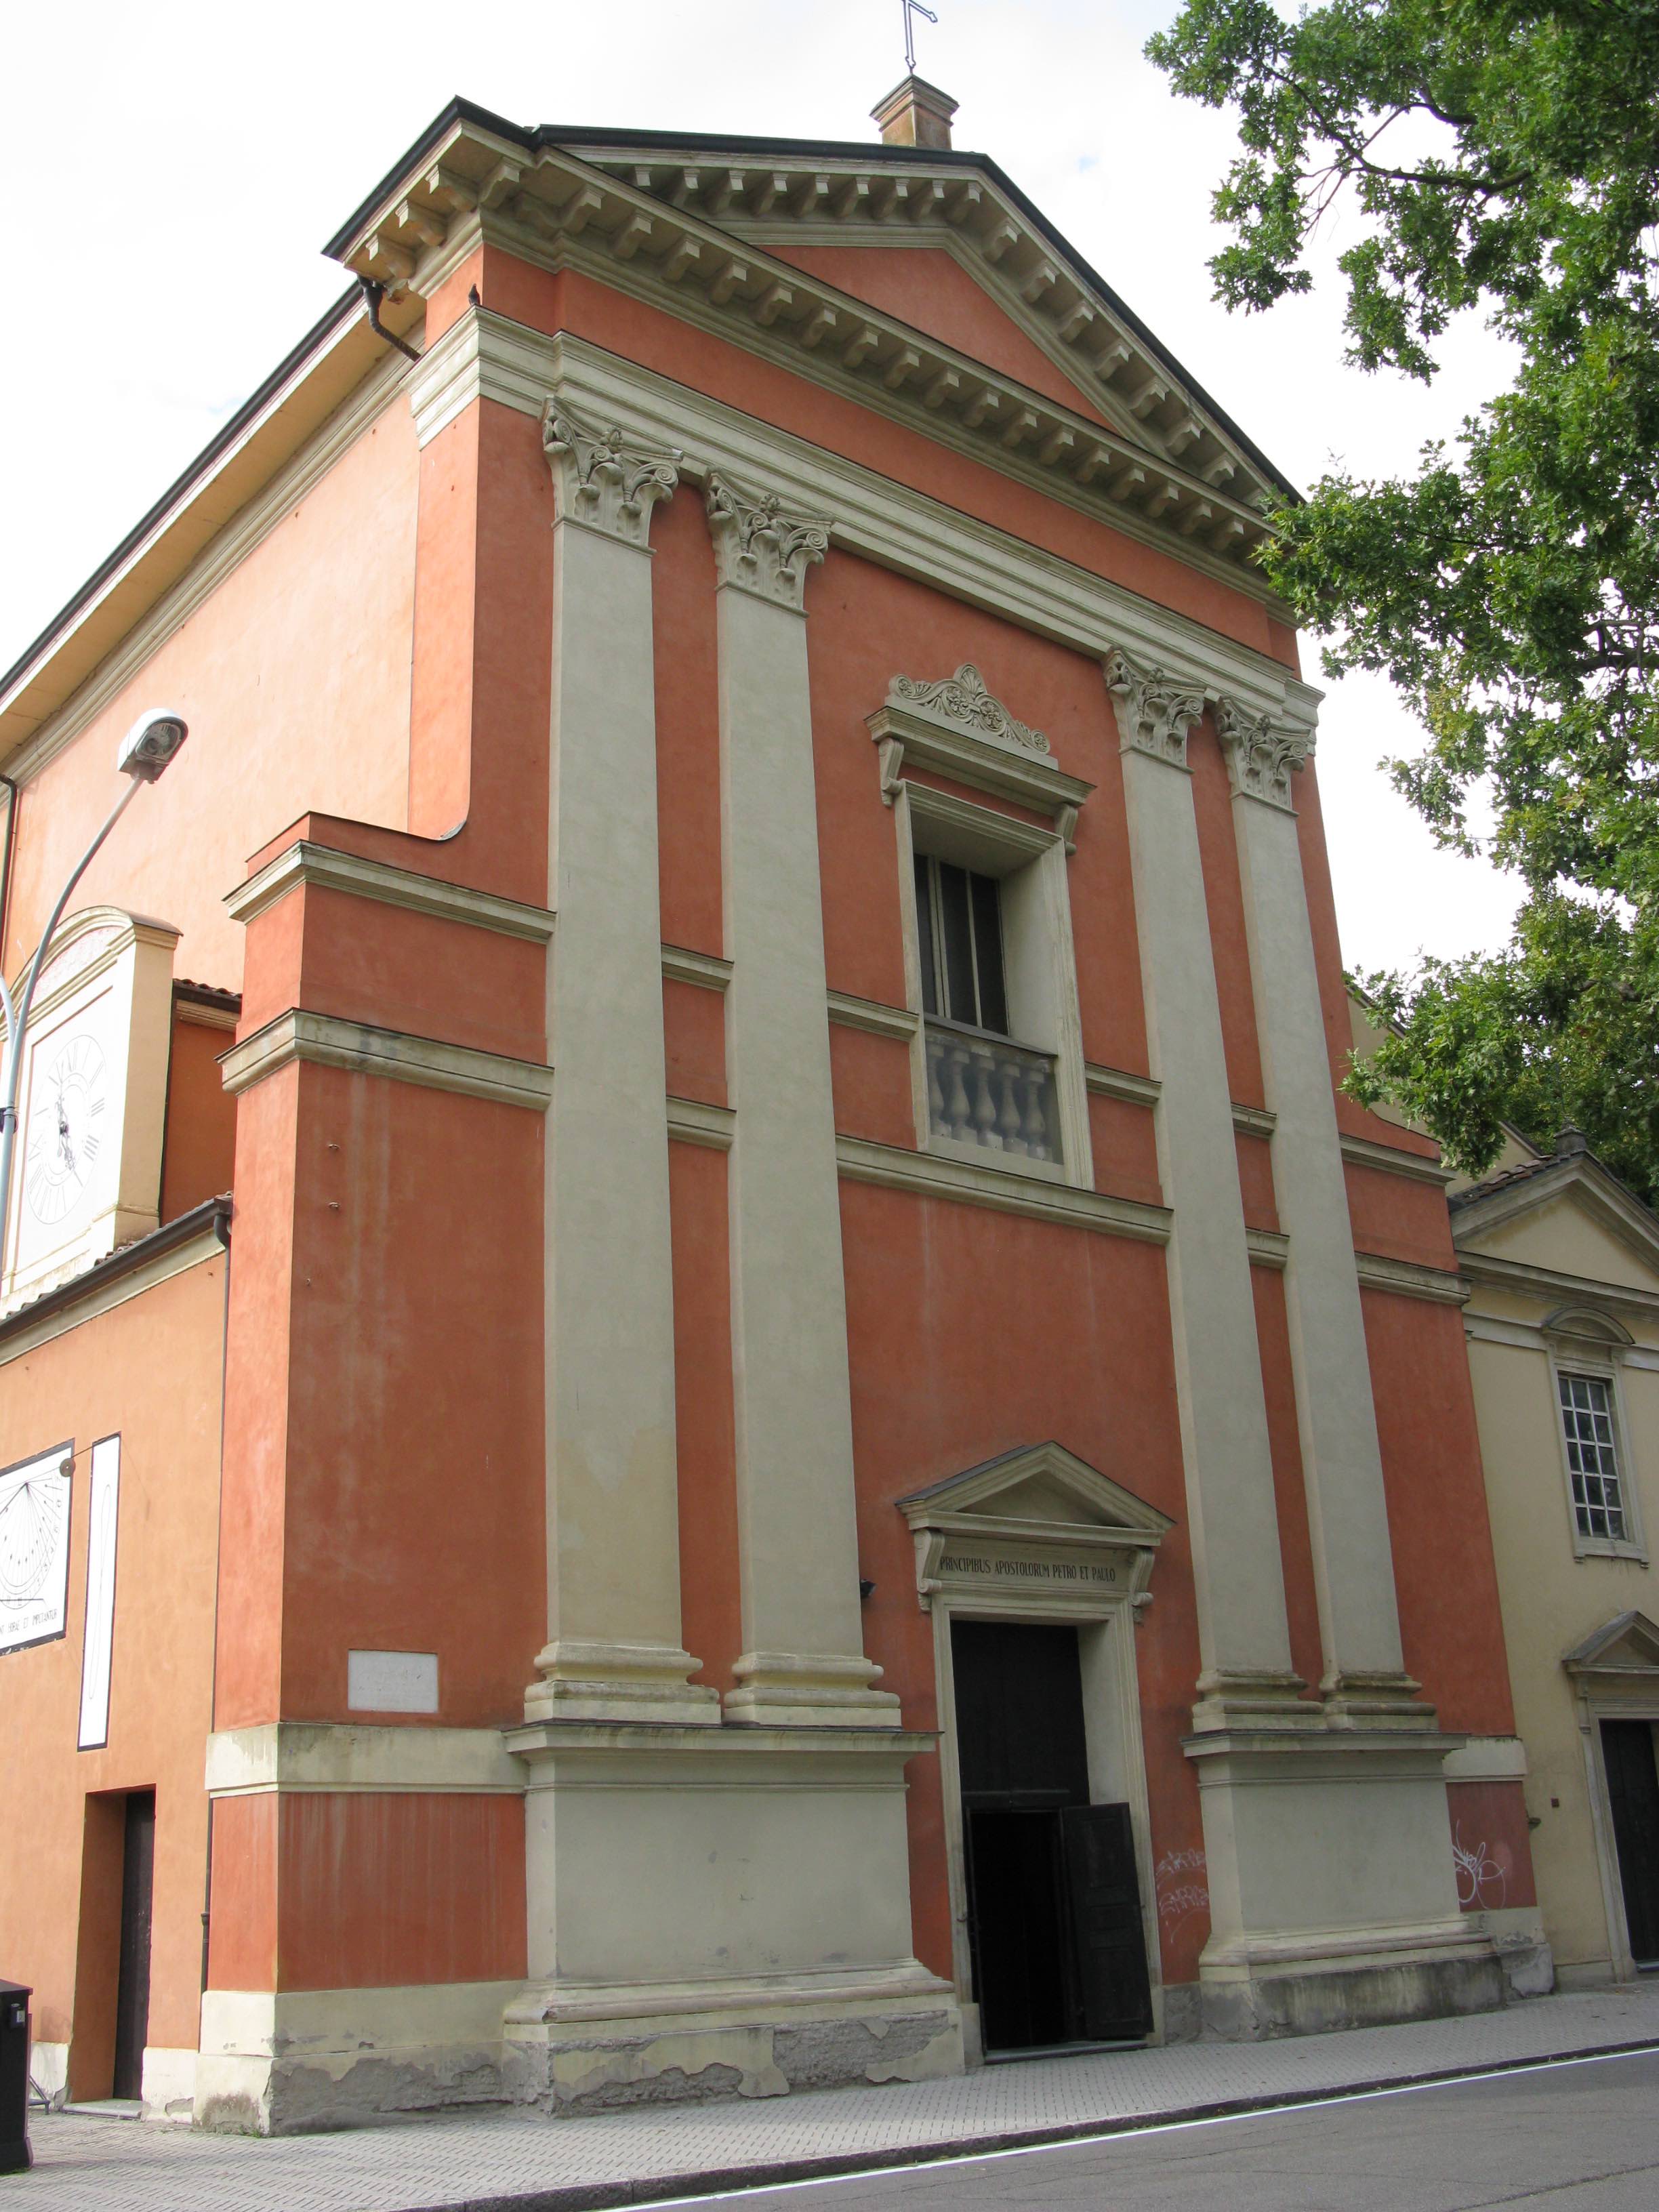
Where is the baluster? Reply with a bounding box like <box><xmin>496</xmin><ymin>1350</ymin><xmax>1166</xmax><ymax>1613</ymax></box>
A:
<box><xmin>998</xmin><ymin>1054</ymin><xmax>1026</xmax><ymax>1153</ymax></box>
<box><xmin>926</xmin><ymin>1031</ymin><xmax>947</xmax><ymax>1137</ymax></box>
<box><xmin>1023</xmin><ymin>1065</ymin><xmax>1051</xmax><ymax>1161</ymax></box>
<box><xmin>971</xmin><ymin>1047</ymin><xmax>1000</xmax><ymax>1147</ymax></box>
<box><xmin>946</xmin><ymin>1047</ymin><xmax>973</xmax><ymax>1140</ymax></box>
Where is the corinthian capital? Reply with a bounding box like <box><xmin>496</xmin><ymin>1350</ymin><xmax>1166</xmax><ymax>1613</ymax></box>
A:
<box><xmin>705</xmin><ymin>473</ymin><xmax>832</xmax><ymax>609</ymax></box>
<box><xmin>1103</xmin><ymin>649</ymin><xmax>1206</xmax><ymax>770</ymax></box>
<box><xmin>542</xmin><ymin>396</ymin><xmax>681</xmax><ymax>547</ymax></box>
<box><xmin>1214</xmin><ymin>697</ymin><xmax>1315</xmax><ymax>811</ymax></box>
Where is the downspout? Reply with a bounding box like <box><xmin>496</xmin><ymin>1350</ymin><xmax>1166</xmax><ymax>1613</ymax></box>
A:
<box><xmin>358</xmin><ymin>278</ymin><xmax>422</xmax><ymax>364</ymax></box>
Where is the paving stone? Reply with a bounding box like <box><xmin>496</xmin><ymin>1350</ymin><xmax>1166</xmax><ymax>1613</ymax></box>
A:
<box><xmin>7</xmin><ymin>1984</ymin><xmax>1659</xmax><ymax>2212</ymax></box>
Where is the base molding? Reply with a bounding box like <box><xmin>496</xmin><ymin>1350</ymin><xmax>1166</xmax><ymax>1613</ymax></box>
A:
<box><xmin>194</xmin><ymin>1982</ymin><xmax>522</xmax><ymax>2135</ymax></box>
<box><xmin>503</xmin><ymin>1966</ymin><xmax>962</xmax><ymax>2113</ymax></box>
<box><xmin>1199</xmin><ymin>1948</ymin><xmax>1507</xmax><ymax>2041</ymax></box>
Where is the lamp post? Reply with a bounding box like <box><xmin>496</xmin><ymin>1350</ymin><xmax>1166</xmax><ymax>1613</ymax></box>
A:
<box><xmin>0</xmin><ymin>709</ymin><xmax>189</xmax><ymax>1282</ymax></box>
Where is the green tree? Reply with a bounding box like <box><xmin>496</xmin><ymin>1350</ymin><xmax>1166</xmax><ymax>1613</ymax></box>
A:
<box><xmin>1147</xmin><ymin>0</ymin><xmax>1659</xmax><ymax>1199</ymax></box>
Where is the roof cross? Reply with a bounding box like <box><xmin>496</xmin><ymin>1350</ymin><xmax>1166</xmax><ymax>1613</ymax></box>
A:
<box><xmin>901</xmin><ymin>0</ymin><xmax>938</xmax><ymax>75</ymax></box>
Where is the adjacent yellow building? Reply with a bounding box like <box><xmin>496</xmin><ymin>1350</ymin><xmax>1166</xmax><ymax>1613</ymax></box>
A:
<box><xmin>1451</xmin><ymin>1130</ymin><xmax>1659</xmax><ymax>1986</ymax></box>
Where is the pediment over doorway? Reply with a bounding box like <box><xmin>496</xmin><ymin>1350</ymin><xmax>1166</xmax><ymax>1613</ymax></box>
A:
<box><xmin>897</xmin><ymin>1441</ymin><xmax>1172</xmax><ymax>1613</ymax></box>
<box><xmin>1564</xmin><ymin>1610</ymin><xmax>1659</xmax><ymax>1681</ymax></box>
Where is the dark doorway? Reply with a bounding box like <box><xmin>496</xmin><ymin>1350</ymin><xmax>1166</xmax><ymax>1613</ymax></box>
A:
<box><xmin>111</xmin><ymin>1793</ymin><xmax>155</xmax><ymax>2102</ymax></box>
<box><xmin>1602</xmin><ymin>1720</ymin><xmax>1659</xmax><ymax>1966</ymax></box>
<box><xmin>951</xmin><ymin>1618</ymin><xmax>1152</xmax><ymax>2051</ymax></box>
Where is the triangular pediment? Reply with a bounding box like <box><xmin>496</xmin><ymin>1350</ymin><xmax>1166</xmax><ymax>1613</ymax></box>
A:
<box><xmin>1564</xmin><ymin>1610</ymin><xmax>1659</xmax><ymax>1677</ymax></box>
<box><xmin>1454</xmin><ymin>1166</ymin><xmax>1659</xmax><ymax>1296</ymax></box>
<box><xmin>898</xmin><ymin>1439</ymin><xmax>1174</xmax><ymax>1542</ymax></box>
<box><xmin>327</xmin><ymin>105</ymin><xmax>1281</xmax><ymax>582</ymax></box>
<box><xmin>764</xmin><ymin>243</ymin><xmax>1126</xmax><ymax>436</ymax></box>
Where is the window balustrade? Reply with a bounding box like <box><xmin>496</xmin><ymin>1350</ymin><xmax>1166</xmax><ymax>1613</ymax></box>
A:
<box><xmin>924</xmin><ymin>1018</ymin><xmax>1061</xmax><ymax>1166</ymax></box>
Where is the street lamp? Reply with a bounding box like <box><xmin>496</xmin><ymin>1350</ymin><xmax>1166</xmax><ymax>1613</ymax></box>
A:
<box><xmin>0</xmin><ymin>709</ymin><xmax>190</xmax><ymax>1280</ymax></box>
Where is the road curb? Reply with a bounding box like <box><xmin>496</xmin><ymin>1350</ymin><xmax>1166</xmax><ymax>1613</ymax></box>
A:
<box><xmin>409</xmin><ymin>2034</ymin><xmax>1659</xmax><ymax>2212</ymax></box>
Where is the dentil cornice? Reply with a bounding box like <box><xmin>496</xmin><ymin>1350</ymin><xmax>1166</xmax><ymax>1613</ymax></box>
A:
<box><xmin>542</xmin><ymin>394</ymin><xmax>682</xmax><ymax>545</ymax></box>
<box><xmin>705</xmin><ymin>472</ymin><xmax>831</xmax><ymax>608</ymax></box>
<box><xmin>330</xmin><ymin>114</ymin><xmax>1282</xmax><ymax>590</ymax></box>
<box><xmin>1104</xmin><ymin>649</ymin><xmax>1206</xmax><ymax>771</ymax></box>
<box><xmin>1215</xmin><ymin>696</ymin><xmax>1315</xmax><ymax>810</ymax></box>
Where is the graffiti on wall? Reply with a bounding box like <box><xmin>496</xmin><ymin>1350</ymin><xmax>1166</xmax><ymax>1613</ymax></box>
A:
<box><xmin>1452</xmin><ymin>1821</ymin><xmax>1509</xmax><ymax>1910</ymax></box>
<box><xmin>1154</xmin><ymin>1845</ymin><xmax>1210</xmax><ymax>1933</ymax></box>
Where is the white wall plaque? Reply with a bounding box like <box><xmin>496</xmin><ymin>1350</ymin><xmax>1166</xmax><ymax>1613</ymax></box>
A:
<box><xmin>77</xmin><ymin>1435</ymin><xmax>121</xmax><ymax>1748</ymax></box>
<box><xmin>348</xmin><ymin>1649</ymin><xmax>439</xmax><ymax>1714</ymax></box>
<box><xmin>0</xmin><ymin>1443</ymin><xmax>74</xmax><ymax>1655</ymax></box>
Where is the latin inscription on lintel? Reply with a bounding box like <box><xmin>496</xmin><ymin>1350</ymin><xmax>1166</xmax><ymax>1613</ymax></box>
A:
<box><xmin>938</xmin><ymin>1552</ymin><xmax>1119</xmax><ymax>1586</ymax></box>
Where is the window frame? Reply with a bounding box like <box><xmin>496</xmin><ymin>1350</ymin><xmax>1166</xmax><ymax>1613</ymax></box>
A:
<box><xmin>894</xmin><ymin>779</ymin><xmax>1094</xmax><ymax>1190</ymax></box>
<box><xmin>1546</xmin><ymin>1328</ymin><xmax>1648</xmax><ymax>1564</ymax></box>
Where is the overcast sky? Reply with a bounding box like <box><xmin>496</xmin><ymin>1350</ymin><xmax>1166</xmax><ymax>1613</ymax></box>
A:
<box><xmin>7</xmin><ymin>0</ymin><xmax>1521</xmax><ymax>979</ymax></box>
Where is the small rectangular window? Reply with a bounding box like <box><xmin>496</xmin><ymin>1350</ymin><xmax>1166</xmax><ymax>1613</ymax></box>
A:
<box><xmin>915</xmin><ymin>855</ymin><xmax>1009</xmax><ymax>1036</ymax></box>
<box><xmin>1559</xmin><ymin>1372</ymin><xmax>1629</xmax><ymax>1543</ymax></box>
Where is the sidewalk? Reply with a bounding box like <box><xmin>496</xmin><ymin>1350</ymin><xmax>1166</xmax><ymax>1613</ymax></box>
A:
<box><xmin>9</xmin><ymin>1983</ymin><xmax>1659</xmax><ymax>2212</ymax></box>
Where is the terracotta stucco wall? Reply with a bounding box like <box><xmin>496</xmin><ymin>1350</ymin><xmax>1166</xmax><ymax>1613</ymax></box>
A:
<box><xmin>3</xmin><ymin>402</ymin><xmax>419</xmax><ymax>996</ymax></box>
<box><xmin>0</xmin><ymin>1252</ymin><xmax>224</xmax><ymax>2085</ymax></box>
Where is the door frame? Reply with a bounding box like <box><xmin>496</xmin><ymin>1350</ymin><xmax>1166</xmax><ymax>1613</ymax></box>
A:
<box><xmin>930</xmin><ymin>1587</ymin><xmax>1164</xmax><ymax>2048</ymax></box>
<box><xmin>1578</xmin><ymin>1689</ymin><xmax>1659</xmax><ymax>1980</ymax></box>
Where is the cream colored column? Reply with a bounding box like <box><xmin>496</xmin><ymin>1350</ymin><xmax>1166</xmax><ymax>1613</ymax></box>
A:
<box><xmin>1106</xmin><ymin>653</ymin><xmax>1310</xmax><ymax>1729</ymax></box>
<box><xmin>527</xmin><ymin>398</ymin><xmax>716</xmax><ymax>1726</ymax></box>
<box><xmin>707</xmin><ymin>473</ymin><xmax>899</xmax><ymax>1727</ymax></box>
<box><xmin>1217</xmin><ymin>702</ymin><xmax>1418</xmax><ymax>1720</ymax></box>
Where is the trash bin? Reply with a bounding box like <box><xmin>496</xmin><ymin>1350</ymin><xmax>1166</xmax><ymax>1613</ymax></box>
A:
<box><xmin>0</xmin><ymin>1980</ymin><xmax>30</xmax><ymax>2173</ymax></box>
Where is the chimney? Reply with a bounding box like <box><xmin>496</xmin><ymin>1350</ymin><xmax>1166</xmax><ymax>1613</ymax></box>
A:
<box><xmin>1555</xmin><ymin>1125</ymin><xmax>1589</xmax><ymax>1160</ymax></box>
<box><xmin>872</xmin><ymin>76</ymin><xmax>958</xmax><ymax>150</ymax></box>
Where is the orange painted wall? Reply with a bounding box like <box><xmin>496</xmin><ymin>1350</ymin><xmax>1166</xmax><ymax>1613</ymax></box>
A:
<box><xmin>205</xmin><ymin>1790</ymin><xmax>525</xmax><ymax>1992</ymax></box>
<box><xmin>838</xmin><ymin>1181</ymin><xmax>1210</xmax><ymax>1984</ymax></box>
<box><xmin>1363</xmin><ymin>1287</ymin><xmax>1516</xmax><ymax>1734</ymax></box>
<box><xmin>3</xmin><ymin>405</ymin><xmax>419</xmax><ymax>995</ymax></box>
<box><xmin>669</xmin><ymin>1139</ymin><xmax>741</xmax><ymax>1695</ymax></box>
<box><xmin>405</xmin><ymin>398</ymin><xmax>554</xmax><ymax>905</ymax></box>
<box><xmin>653</xmin><ymin>481</ymin><xmax>724</xmax><ymax>958</ymax></box>
<box><xmin>802</xmin><ymin>545</ymin><xmax>1150</xmax><ymax>1077</ymax></box>
<box><xmin>768</xmin><ymin>244</ymin><xmax>1122</xmax><ymax>432</ymax></box>
<box><xmin>215</xmin><ymin>1059</ymin><xmax>544</xmax><ymax>1730</ymax></box>
<box><xmin>1189</xmin><ymin>714</ymin><xmax>1265</xmax><ymax>1110</ymax></box>
<box><xmin>274</xmin><ymin>1794</ymin><xmax>524</xmax><ymax>1990</ymax></box>
<box><xmin>0</xmin><ymin>1252</ymin><xmax>225</xmax><ymax>2076</ymax></box>
<box><xmin>1251</xmin><ymin>1265</ymin><xmax>1326</xmax><ymax>1698</ymax></box>
<box><xmin>1446</xmin><ymin>1780</ymin><xmax>1537</xmax><ymax>1911</ymax></box>
<box><xmin>472</xmin><ymin>252</ymin><xmax>1295</xmax><ymax>668</ymax></box>
<box><xmin>159</xmin><ymin>1013</ymin><xmax>238</xmax><ymax>1222</ymax></box>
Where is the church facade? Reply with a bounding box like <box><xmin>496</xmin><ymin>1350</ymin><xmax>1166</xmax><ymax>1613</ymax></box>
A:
<box><xmin>0</xmin><ymin>85</ymin><xmax>1544</xmax><ymax>2131</ymax></box>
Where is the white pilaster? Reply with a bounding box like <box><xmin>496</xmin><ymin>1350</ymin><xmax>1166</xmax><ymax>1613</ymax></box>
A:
<box><xmin>529</xmin><ymin>397</ymin><xmax>716</xmax><ymax>1725</ymax></box>
<box><xmin>707</xmin><ymin>473</ymin><xmax>898</xmax><ymax>1727</ymax></box>
<box><xmin>1216</xmin><ymin>702</ymin><xmax>1419</xmax><ymax>1719</ymax></box>
<box><xmin>1105</xmin><ymin>652</ymin><xmax>1309</xmax><ymax>1729</ymax></box>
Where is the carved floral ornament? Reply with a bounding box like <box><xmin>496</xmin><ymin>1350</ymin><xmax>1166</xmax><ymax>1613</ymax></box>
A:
<box><xmin>1214</xmin><ymin>697</ymin><xmax>1316</xmax><ymax>811</ymax></box>
<box><xmin>541</xmin><ymin>396</ymin><xmax>682</xmax><ymax>547</ymax></box>
<box><xmin>888</xmin><ymin>665</ymin><xmax>1049</xmax><ymax>756</ymax></box>
<box><xmin>704</xmin><ymin>472</ymin><xmax>832</xmax><ymax>609</ymax></box>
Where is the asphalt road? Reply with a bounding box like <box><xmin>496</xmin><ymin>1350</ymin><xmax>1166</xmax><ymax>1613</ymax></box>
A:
<box><xmin>670</xmin><ymin>2050</ymin><xmax>1659</xmax><ymax>2211</ymax></box>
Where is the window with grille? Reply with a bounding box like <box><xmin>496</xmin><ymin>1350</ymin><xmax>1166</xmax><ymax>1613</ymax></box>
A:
<box><xmin>1559</xmin><ymin>1372</ymin><xmax>1629</xmax><ymax>1543</ymax></box>
<box><xmin>914</xmin><ymin>854</ymin><xmax>1009</xmax><ymax>1036</ymax></box>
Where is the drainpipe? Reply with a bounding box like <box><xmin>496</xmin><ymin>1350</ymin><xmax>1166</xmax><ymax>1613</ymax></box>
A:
<box><xmin>359</xmin><ymin>279</ymin><xmax>422</xmax><ymax>364</ymax></box>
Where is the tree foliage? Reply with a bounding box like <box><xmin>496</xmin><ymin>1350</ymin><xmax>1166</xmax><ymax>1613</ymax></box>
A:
<box><xmin>1147</xmin><ymin>0</ymin><xmax>1659</xmax><ymax>1198</ymax></box>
